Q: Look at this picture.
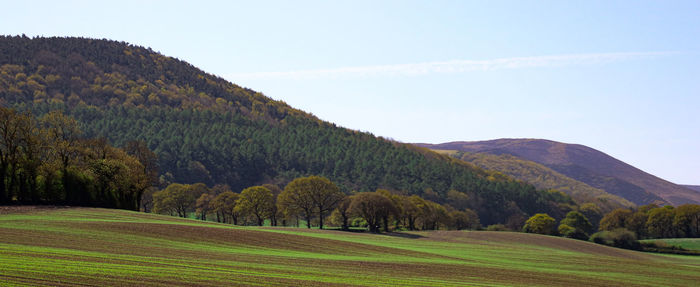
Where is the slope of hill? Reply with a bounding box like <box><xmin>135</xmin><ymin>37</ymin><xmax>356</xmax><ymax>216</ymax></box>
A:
<box><xmin>1</xmin><ymin>207</ymin><xmax>698</xmax><ymax>286</ymax></box>
<box><xmin>432</xmin><ymin>150</ymin><xmax>634</xmax><ymax>211</ymax></box>
<box><xmin>418</xmin><ymin>139</ymin><xmax>700</xmax><ymax>205</ymax></box>
<box><xmin>683</xmin><ymin>185</ymin><xmax>700</xmax><ymax>193</ymax></box>
<box><xmin>0</xmin><ymin>36</ymin><xmax>572</xmax><ymax>224</ymax></box>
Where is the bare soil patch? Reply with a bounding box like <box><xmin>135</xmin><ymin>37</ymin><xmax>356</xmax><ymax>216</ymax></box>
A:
<box><xmin>0</xmin><ymin>205</ymin><xmax>71</xmax><ymax>215</ymax></box>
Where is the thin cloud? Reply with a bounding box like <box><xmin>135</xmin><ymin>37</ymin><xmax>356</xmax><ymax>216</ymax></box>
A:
<box><xmin>226</xmin><ymin>52</ymin><xmax>674</xmax><ymax>80</ymax></box>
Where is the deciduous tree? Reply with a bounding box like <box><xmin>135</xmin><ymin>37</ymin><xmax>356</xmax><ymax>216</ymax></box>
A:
<box><xmin>280</xmin><ymin>176</ymin><xmax>343</xmax><ymax>229</ymax></box>
<box><xmin>646</xmin><ymin>207</ymin><xmax>675</xmax><ymax>238</ymax></box>
<box><xmin>332</xmin><ymin>195</ymin><xmax>353</xmax><ymax>230</ymax></box>
<box><xmin>349</xmin><ymin>192</ymin><xmax>398</xmax><ymax>233</ymax></box>
<box><xmin>153</xmin><ymin>183</ymin><xmax>195</xmax><ymax>217</ymax></box>
<box><xmin>599</xmin><ymin>208</ymin><xmax>632</xmax><ymax>231</ymax></box>
<box><xmin>196</xmin><ymin>193</ymin><xmax>215</xmax><ymax>221</ymax></box>
<box><xmin>560</xmin><ymin>211</ymin><xmax>593</xmax><ymax>235</ymax></box>
<box><xmin>235</xmin><ymin>186</ymin><xmax>274</xmax><ymax>226</ymax></box>
<box><xmin>211</xmin><ymin>191</ymin><xmax>239</xmax><ymax>224</ymax></box>
<box><xmin>523</xmin><ymin>213</ymin><xmax>557</xmax><ymax>235</ymax></box>
<box><xmin>279</xmin><ymin>180</ymin><xmax>314</xmax><ymax>228</ymax></box>
<box><xmin>673</xmin><ymin>204</ymin><xmax>700</xmax><ymax>238</ymax></box>
<box><xmin>450</xmin><ymin>208</ymin><xmax>480</xmax><ymax>230</ymax></box>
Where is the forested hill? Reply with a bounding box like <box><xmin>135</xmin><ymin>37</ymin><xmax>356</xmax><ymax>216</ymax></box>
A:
<box><xmin>0</xmin><ymin>36</ymin><xmax>574</xmax><ymax>225</ymax></box>
<box><xmin>431</xmin><ymin>150</ymin><xmax>634</xmax><ymax>212</ymax></box>
<box><xmin>418</xmin><ymin>139</ymin><xmax>700</xmax><ymax>206</ymax></box>
<box><xmin>0</xmin><ymin>35</ymin><xmax>309</xmax><ymax>121</ymax></box>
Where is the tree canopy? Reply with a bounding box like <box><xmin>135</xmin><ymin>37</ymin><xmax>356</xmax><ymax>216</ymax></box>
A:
<box><xmin>0</xmin><ymin>106</ymin><xmax>152</xmax><ymax>209</ymax></box>
<box><xmin>235</xmin><ymin>186</ymin><xmax>275</xmax><ymax>226</ymax></box>
<box><xmin>523</xmin><ymin>213</ymin><xmax>557</xmax><ymax>235</ymax></box>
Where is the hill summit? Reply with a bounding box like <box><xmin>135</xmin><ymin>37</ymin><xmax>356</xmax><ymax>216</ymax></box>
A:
<box><xmin>418</xmin><ymin>139</ymin><xmax>700</xmax><ymax>206</ymax></box>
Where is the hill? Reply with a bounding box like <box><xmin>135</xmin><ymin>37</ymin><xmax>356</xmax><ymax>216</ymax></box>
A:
<box><xmin>1</xmin><ymin>207</ymin><xmax>698</xmax><ymax>286</ymax></box>
<box><xmin>418</xmin><ymin>139</ymin><xmax>700</xmax><ymax>206</ymax></box>
<box><xmin>0</xmin><ymin>36</ymin><xmax>571</xmax><ymax>224</ymax></box>
<box><xmin>431</xmin><ymin>150</ymin><xmax>634</xmax><ymax>211</ymax></box>
<box><xmin>683</xmin><ymin>185</ymin><xmax>700</xmax><ymax>193</ymax></box>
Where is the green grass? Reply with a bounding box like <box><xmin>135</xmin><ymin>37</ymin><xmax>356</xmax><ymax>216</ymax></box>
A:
<box><xmin>640</xmin><ymin>238</ymin><xmax>700</xmax><ymax>251</ymax></box>
<box><xmin>1</xmin><ymin>207</ymin><xmax>699</xmax><ymax>286</ymax></box>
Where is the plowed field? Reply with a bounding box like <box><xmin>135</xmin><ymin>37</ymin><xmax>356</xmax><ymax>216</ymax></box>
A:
<box><xmin>1</xmin><ymin>207</ymin><xmax>698</xmax><ymax>286</ymax></box>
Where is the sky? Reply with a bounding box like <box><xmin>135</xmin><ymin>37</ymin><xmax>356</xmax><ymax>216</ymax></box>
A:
<box><xmin>2</xmin><ymin>1</ymin><xmax>699</xmax><ymax>184</ymax></box>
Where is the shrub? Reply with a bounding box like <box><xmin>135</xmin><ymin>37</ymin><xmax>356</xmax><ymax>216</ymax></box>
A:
<box><xmin>590</xmin><ymin>228</ymin><xmax>640</xmax><ymax>250</ymax></box>
<box><xmin>350</xmin><ymin>217</ymin><xmax>367</xmax><ymax>228</ymax></box>
<box><xmin>486</xmin><ymin>224</ymin><xmax>510</xmax><ymax>231</ymax></box>
<box><xmin>560</xmin><ymin>211</ymin><xmax>593</xmax><ymax>235</ymax></box>
<box><xmin>558</xmin><ymin>224</ymin><xmax>588</xmax><ymax>240</ymax></box>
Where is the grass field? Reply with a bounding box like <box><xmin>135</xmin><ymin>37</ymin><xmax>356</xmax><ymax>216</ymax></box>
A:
<box><xmin>1</xmin><ymin>207</ymin><xmax>699</xmax><ymax>286</ymax></box>
<box><xmin>640</xmin><ymin>238</ymin><xmax>700</xmax><ymax>251</ymax></box>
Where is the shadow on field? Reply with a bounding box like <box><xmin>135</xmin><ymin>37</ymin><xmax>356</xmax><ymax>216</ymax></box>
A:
<box><xmin>329</xmin><ymin>228</ymin><xmax>424</xmax><ymax>239</ymax></box>
<box><xmin>379</xmin><ymin>232</ymin><xmax>424</xmax><ymax>239</ymax></box>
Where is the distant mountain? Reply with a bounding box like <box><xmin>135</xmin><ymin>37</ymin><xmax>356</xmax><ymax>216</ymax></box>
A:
<box><xmin>682</xmin><ymin>185</ymin><xmax>700</xmax><ymax>193</ymax></box>
<box><xmin>0</xmin><ymin>36</ymin><xmax>575</xmax><ymax>224</ymax></box>
<box><xmin>417</xmin><ymin>139</ymin><xmax>700</xmax><ymax>206</ymax></box>
<box><xmin>430</xmin><ymin>150</ymin><xmax>634</xmax><ymax>211</ymax></box>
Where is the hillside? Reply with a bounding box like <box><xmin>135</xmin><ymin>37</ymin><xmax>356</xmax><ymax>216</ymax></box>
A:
<box><xmin>418</xmin><ymin>139</ymin><xmax>700</xmax><ymax>206</ymax></box>
<box><xmin>683</xmin><ymin>185</ymin><xmax>700</xmax><ymax>193</ymax></box>
<box><xmin>432</xmin><ymin>150</ymin><xmax>634</xmax><ymax>211</ymax></box>
<box><xmin>1</xmin><ymin>207</ymin><xmax>698</xmax><ymax>286</ymax></box>
<box><xmin>0</xmin><ymin>36</ymin><xmax>572</xmax><ymax>225</ymax></box>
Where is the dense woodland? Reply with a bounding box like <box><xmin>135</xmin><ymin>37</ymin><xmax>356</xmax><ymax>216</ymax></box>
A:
<box><xmin>0</xmin><ymin>107</ymin><xmax>154</xmax><ymax>209</ymax></box>
<box><xmin>0</xmin><ymin>36</ymin><xmax>582</xmax><ymax>226</ymax></box>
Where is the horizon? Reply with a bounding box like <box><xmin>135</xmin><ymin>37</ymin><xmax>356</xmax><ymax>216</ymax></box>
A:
<box><xmin>2</xmin><ymin>1</ymin><xmax>699</xmax><ymax>184</ymax></box>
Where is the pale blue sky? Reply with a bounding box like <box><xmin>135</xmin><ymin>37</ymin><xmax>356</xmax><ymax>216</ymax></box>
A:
<box><xmin>3</xmin><ymin>1</ymin><xmax>699</xmax><ymax>184</ymax></box>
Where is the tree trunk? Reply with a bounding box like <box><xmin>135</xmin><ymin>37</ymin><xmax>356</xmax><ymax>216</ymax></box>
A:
<box><xmin>318</xmin><ymin>210</ymin><xmax>324</xmax><ymax>229</ymax></box>
<box><xmin>341</xmin><ymin>213</ymin><xmax>349</xmax><ymax>230</ymax></box>
<box><xmin>18</xmin><ymin>172</ymin><xmax>27</xmax><ymax>203</ymax></box>
<box><xmin>28</xmin><ymin>168</ymin><xmax>39</xmax><ymax>204</ymax></box>
<box><xmin>0</xmin><ymin>164</ymin><xmax>6</xmax><ymax>204</ymax></box>
<box><xmin>369</xmin><ymin>219</ymin><xmax>380</xmax><ymax>233</ymax></box>
<box><xmin>305</xmin><ymin>214</ymin><xmax>312</xmax><ymax>229</ymax></box>
<box><xmin>134</xmin><ymin>189</ymin><xmax>144</xmax><ymax>212</ymax></box>
<box><xmin>7</xmin><ymin>164</ymin><xmax>16</xmax><ymax>202</ymax></box>
<box><xmin>60</xmin><ymin>168</ymin><xmax>69</xmax><ymax>205</ymax></box>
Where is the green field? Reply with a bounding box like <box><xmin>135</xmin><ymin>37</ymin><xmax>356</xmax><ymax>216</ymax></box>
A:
<box><xmin>1</xmin><ymin>207</ymin><xmax>698</xmax><ymax>286</ymax></box>
<box><xmin>641</xmin><ymin>238</ymin><xmax>700</xmax><ymax>251</ymax></box>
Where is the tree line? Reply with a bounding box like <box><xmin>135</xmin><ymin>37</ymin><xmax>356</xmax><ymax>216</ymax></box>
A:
<box><xmin>597</xmin><ymin>204</ymin><xmax>700</xmax><ymax>239</ymax></box>
<box><xmin>151</xmin><ymin>175</ymin><xmax>481</xmax><ymax>232</ymax></box>
<box><xmin>519</xmin><ymin>202</ymin><xmax>700</xmax><ymax>250</ymax></box>
<box><xmin>0</xmin><ymin>106</ymin><xmax>156</xmax><ymax>210</ymax></box>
